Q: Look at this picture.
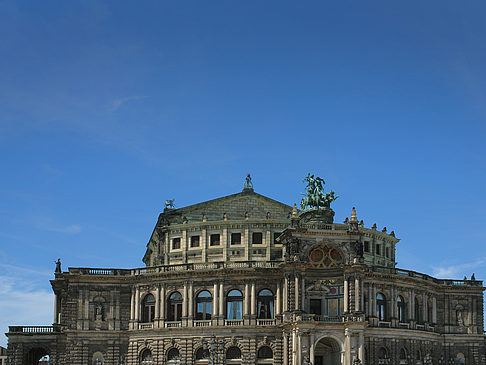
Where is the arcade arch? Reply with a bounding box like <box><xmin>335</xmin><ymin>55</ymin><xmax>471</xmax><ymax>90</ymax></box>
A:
<box><xmin>313</xmin><ymin>337</ymin><xmax>342</xmax><ymax>365</ymax></box>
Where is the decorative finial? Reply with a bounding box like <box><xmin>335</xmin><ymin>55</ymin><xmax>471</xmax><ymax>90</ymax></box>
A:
<box><xmin>471</xmin><ymin>273</ymin><xmax>476</xmax><ymax>280</ymax></box>
<box><xmin>372</xmin><ymin>223</ymin><xmax>377</xmax><ymax>230</ymax></box>
<box><xmin>390</xmin><ymin>230</ymin><xmax>395</xmax><ymax>237</ymax></box>
<box><xmin>359</xmin><ymin>220</ymin><xmax>364</xmax><ymax>227</ymax></box>
<box><xmin>350</xmin><ymin>207</ymin><xmax>358</xmax><ymax>222</ymax></box>
<box><xmin>343</xmin><ymin>217</ymin><xmax>349</xmax><ymax>224</ymax></box>
<box><xmin>292</xmin><ymin>203</ymin><xmax>298</xmax><ymax>217</ymax></box>
<box><xmin>382</xmin><ymin>226</ymin><xmax>387</xmax><ymax>233</ymax></box>
<box><xmin>243</xmin><ymin>173</ymin><xmax>253</xmax><ymax>190</ymax></box>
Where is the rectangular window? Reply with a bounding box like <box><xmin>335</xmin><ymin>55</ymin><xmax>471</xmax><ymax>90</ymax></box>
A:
<box><xmin>231</xmin><ymin>232</ymin><xmax>241</xmax><ymax>245</ymax></box>
<box><xmin>190</xmin><ymin>235</ymin><xmax>200</xmax><ymax>248</ymax></box>
<box><xmin>310</xmin><ymin>299</ymin><xmax>322</xmax><ymax>315</ymax></box>
<box><xmin>376</xmin><ymin>244</ymin><xmax>381</xmax><ymax>256</ymax></box>
<box><xmin>364</xmin><ymin>242</ymin><xmax>370</xmax><ymax>253</ymax></box>
<box><xmin>252</xmin><ymin>232</ymin><xmax>263</xmax><ymax>244</ymax></box>
<box><xmin>274</xmin><ymin>232</ymin><xmax>282</xmax><ymax>244</ymax></box>
<box><xmin>210</xmin><ymin>234</ymin><xmax>220</xmax><ymax>246</ymax></box>
<box><xmin>386</xmin><ymin>247</ymin><xmax>390</xmax><ymax>258</ymax></box>
<box><xmin>172</xmin><ymin>238</ymin><xmax>181</xmax><ymax>250</ymax></box>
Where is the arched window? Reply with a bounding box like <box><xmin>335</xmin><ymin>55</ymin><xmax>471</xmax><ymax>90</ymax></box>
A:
<box><xmin>416</xmin><ymin>350</ymin><xmax>422</xmax><ymax>362</ymax></box>
<box><xmin>399</xmin><ymin>348</ymin><xmax>407</xmax><ymax>364</ymax></box>
<box><xmin>257</xmin><ymin>346</ymin><xmax>273</xmax><ymax>359</ymax></box>
<box><xmin>376</xmin><ymin>293</ymin><xmax>386</xmax><ymax>321</ymax></box>
<box><xmin>92</xmin><ymin>352</ymin><xmax>104</xmax><ymax>365</ymax></box>
<box><xmin>226</xmin><ymin>290</ymin><xmax>243</xmax><ymax>320</ymax></box>
<box><xmin>196</xmin><ymin>290</ymin><xmax>212</xmax><ymax>320</ymax></box>
<box><xmin>142</xmin><ymin>294</ymin><xmax>155</xmax><ymax>323</ymax></box>
<box><xmin>167</xmin><ymin>348</ymin><xmax>180</xmax><ymax>361</ymax></box>
<box><xmin>168</xmin><ymin>292</ymin><xmax>183</xmax><ymax>321</ymax></box>
<box><xmin>414</xmin><ymin>297</ymin><xmax>420</xmax><ymax>323</ymax></box>
<box><xmin>226</xmin><ymin>347</ymin><xmax>242</xmax><ymax>359</ymax></box>
<box><xmin>257</xmin><ymin>289</ymin><xmax>274</xmax><ymax>319</ymax></box>
<box><xmin>378</xmin><ymin>347</ymin><xmax>389</xmax><ymax>362</ymax></box>
<box><xmin>397</xmin><ymin>295</ymin><xmax>406</xmax><ymax>322</ymax></box>
<box><xmin>140</xmin><ymin>349</ymin><xmax>153</xmax><ymax>365</ymax></box>
<box><xmin>195</xmin><ymin>347</ymin><xmax>210</xmax><ymax>360</ymax></box>
<box><xmin>456</xmin><ymin>353</ymin><xmax>465</xmax><ymax>365</ymax></box>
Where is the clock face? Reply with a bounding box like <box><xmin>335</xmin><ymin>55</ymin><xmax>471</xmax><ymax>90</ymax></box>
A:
<box><xmin>308</xmin><ymin>244</ymin><xmax>343</xmax><ymax>268</ymax></box>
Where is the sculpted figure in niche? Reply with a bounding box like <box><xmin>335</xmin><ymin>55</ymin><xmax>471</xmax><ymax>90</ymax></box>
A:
<box><xmin>456</xmin><ymin>306</ymin><xmax>464</xmax><ymax>326</ymax></box>
<box><xmin>95</xmin><ymin>302</ymin><xmax>104</xmax><ymax>321</ymax></box>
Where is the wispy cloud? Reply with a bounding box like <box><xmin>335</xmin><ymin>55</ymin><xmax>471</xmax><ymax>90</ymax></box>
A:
<box><xmin>34</xmin><ymin>217</ymin><xmax>82</xmax><ymax>235</ymax></box>
<box><xmin>0</xmin><ymin>264</ymin><xmax>54</xmax><ymax>347</ymax></box>
<box><xmin>0</xmin><ymin>278</ymin><xmax>54</xmax><ymax>347</ymax></box>
<box><xmin>432</xmin><ymin>258</ymin><xmax>485</xmax><ymax>279</ymax></box>
<box><xmin>108</xmin><ymin>95</ymin><xmax>148</xmax><ymax>111</ymax></box>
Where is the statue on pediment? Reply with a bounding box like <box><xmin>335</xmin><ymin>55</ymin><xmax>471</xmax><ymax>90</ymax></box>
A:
<box><xmin>300</xmin><ymin>173</ymin><xmax>338</xmax><ymax>210</ymax></box>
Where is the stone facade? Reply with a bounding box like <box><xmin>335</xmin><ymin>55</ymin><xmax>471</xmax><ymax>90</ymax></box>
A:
<box><xmin>6</xmin><ymin>185</ymin><xmax>486</xmax><ymax>365</ymax></box>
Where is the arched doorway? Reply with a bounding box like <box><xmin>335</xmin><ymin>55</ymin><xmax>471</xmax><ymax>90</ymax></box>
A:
<box><xmin>314</xmin><ymin>337</ymin><xmax>341</xmax><ymax>365</ymax></box>
<box><xmin>25</xmin><ymin>348</ymin><xmax>50</xmax><ymax>365</ymax></box>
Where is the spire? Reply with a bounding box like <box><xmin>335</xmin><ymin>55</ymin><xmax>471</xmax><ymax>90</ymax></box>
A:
<box><xmin>348</xmin><ymin>207</ymin><xmax>359</xmax><ymax>232</ymax></box>
<box><xmin>292</xmin><ymin>203</ymin><xmax>298</xmax><ymax>217</ymax></box>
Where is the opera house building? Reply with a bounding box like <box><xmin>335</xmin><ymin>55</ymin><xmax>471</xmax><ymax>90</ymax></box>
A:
<box><xmin>6</xmin><ymin>176</ymin><xmax>486</xmax><ymax>365</ymax></box>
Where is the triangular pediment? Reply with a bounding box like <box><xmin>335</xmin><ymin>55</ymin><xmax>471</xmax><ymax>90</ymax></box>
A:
<box><xmin>174</xmin><ymin>189</ymin><xmax>292</xmax><ymax>221</ymax></box>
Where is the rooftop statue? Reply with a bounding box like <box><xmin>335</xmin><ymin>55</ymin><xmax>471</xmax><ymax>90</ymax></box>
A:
<box><xmin>243</xmin><ymin>173</ymin><xmax>253</xmax><ymax>190</ymax></box>
<box><xmin>300</xmin><ymin>173</ymin><xmax>338</xmax><ymax>210</ymax></box>
<box><xmin>164</xmin><ymin>199</ymin><xmax>176</xmax><ymax>210</ymax></box>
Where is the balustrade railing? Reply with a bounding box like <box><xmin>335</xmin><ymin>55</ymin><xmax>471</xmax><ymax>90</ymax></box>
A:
<box><xmin>9</xmin><ymin>325</ymin><xmax>60</xmax><ymax>334</ymax></box>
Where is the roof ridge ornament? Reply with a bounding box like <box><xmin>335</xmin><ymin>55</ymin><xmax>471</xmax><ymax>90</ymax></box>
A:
<box><xmin>243</xmin><ymin>173</ymin><xmax>253</xmax><ymax>191</ymax></box>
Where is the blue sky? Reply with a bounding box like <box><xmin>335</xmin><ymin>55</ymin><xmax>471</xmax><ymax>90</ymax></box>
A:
<box><xmin>1</xmin><ymin>1</ymin><xmax>486</xmax><ymax>347</ymax></box>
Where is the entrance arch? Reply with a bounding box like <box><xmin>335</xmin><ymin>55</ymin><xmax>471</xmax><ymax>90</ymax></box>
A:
<box><xmin>314</xmin><ymin>337</ymin><xmax>342</xmax><ymax>365</ymax></box>
<box><xmin>25</xmin><ymin>348</ymin><xmax>50</xmax><ymax>365</ymax></box>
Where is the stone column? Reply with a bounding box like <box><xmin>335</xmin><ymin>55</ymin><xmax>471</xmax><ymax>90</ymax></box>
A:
<box><xmin>283</xmin><ymin>275</ymin><xmax>289</xmax><ymax>312</ymax></box>
<box><xmin>155</xmin><ymin>285</ymin><xmax>160</xmax><ymax>326</ymax></box>
<box><xmin>372</xmin><ymin>285</ymin><xmax>377</xmax><ymax>317</ymax></box>
<box><xmin>188</xmin><ymin>282</ymin><xmax>194</xmax><ymax>325</ymax></box>
<box><xmin>244</xmin><ymin>283</ymin><xmax>250</xmax><ymax>316</ymax></box>
<box><xmin>276</xmin><ymin>282</ymin><xmax>281</xmax><ymax>316</ymax></box>
<box><xmin>283</xmin><ymin>333</ymin><xmax>288</xmax><ymax>365</ymax></box>
<box><xmin>201</xmin><ymin>228</ymin><xmax>207</xmax><ymax>261</ymax></box>
<box><xmin>355</xmin><ymin>277</ymin><xmax>360</xmax><ymax>312</ymax></box>
<box><xmin>251</xmin><ymin>281</ymin><xmax>256</xmax><ymax>317</ymax></box>
<box><xmin>367</xmin><ymin>283</ymin><xmax>372</xmax><ymax>317</ymax></box>
<box><xmin>391</xmin><ymin>286</ymin><xmax>396</xmax><ymax>319</ymax></box>
<box><xmin>295</xmin><ymin>275</ymin><xmax>299</xmax><ymax>310</ymax></box>
<box><xmin>161</xmin><ymin>285</ymin><xmax>166</xmax><ymax>323</ymax></box>
<box><xmin>301</xmin><ymin>276</ymin><xmax>305</xmax><ymax>311</ymax></box>
<box><xmin>310</xmin><ymin>334</ymin><xmax>315</xmax><ymax>365</ymax></box>
<box><xmin>344</xmin><ymin>277</ymin><xmax>349</xmax><ymax>313</ymax></box>
<box><xmin>213</xmin><ymin>283</ymin><xmax>219</xmax><ymax>317</ymax></box>
<box><xmin>422</xmin><ymin>293</ymin><xmax>427</xmax><ymax>322</ymax></box>
<box><xmin>432</xmin><ymin>296</ymin><xmax>437</xmax><ymax>324</ymax></box>
<box><xmin>292</xmin><ymin>330</ymin><xmax>297</xmax><ymax>365</ymax></box>
<box><xmin>408</xmin><ymin>289</ymin><xmax>413</xmax><ymax>321</ymax></box>
<box><xmin>135</xmin><ymin>286</ymin><xmax>140</xmax><ymax>326</ymax></box>
<box><xmin>358</xmin><ymin>332</ymin><xmax>364</xmax><ymax>363</ymax></box>
<box><xmin>130</xmin><ymin>287</ymin><xmax>135</xmax><ymax>322</ymax></box>
<box><xmin>183</xmin><ymin>282</ymin><xmax>188</xmax><ymax>318</ymax></box>
<box><xmin>53</xmin><ymin>293</ymin><xmax>58</xmax><ymax>324</ymax></box>
<box><xmin>297</xmin><ymin>331</ymin><xmax>302</xmax><ymax>365</ymax></box>
<box><xmin>344</xmin><ymin>328</ymin><xmax>351</xmax><ymax>365</ymax></box>
<box><xmin>219</xmin><ymin>282</ymin><xmax>224</xmax><ymax>319</ymax></box>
